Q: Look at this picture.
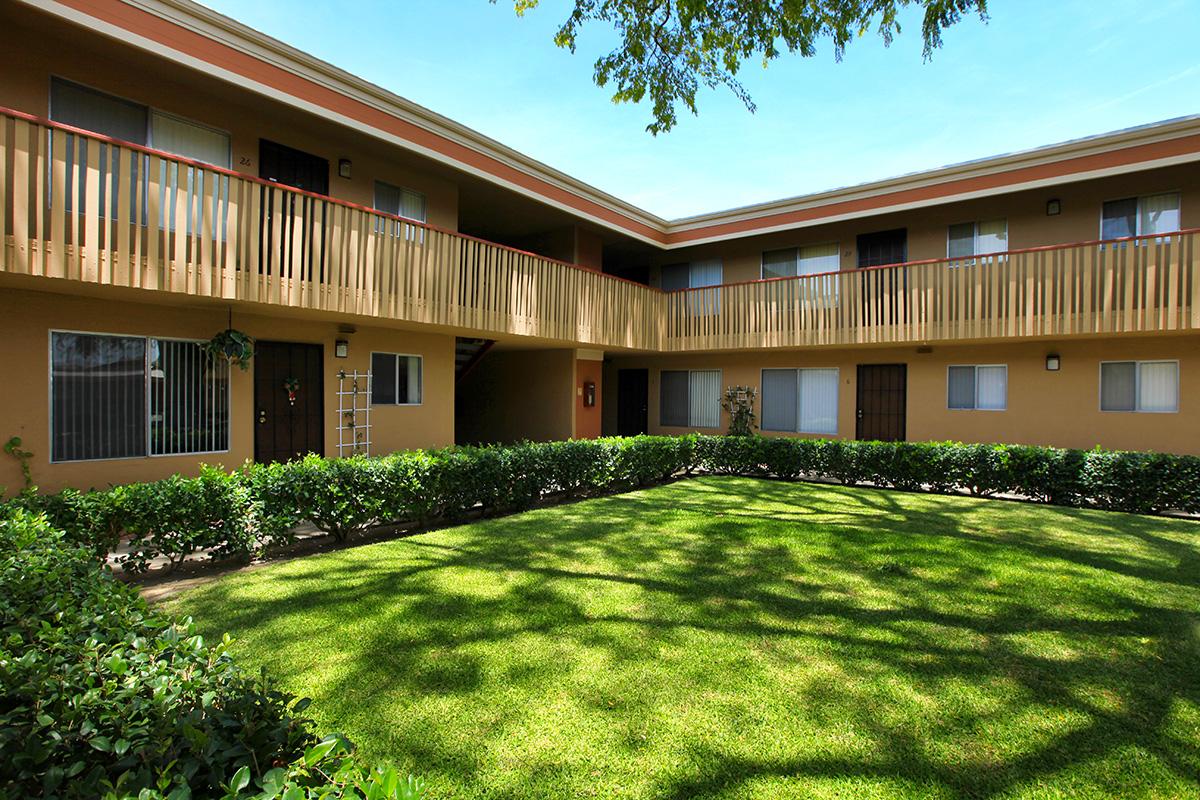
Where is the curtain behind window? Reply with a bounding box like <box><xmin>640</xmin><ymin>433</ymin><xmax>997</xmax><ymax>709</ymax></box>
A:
<box><xmin>976</xmin><ymin>220</ymin><xmax>1007</xmax><ymax>255</ymax></box>
<box><xmin>1138</xmin><ymin>362</ymin><xmax>1177</xmax><ymax>412</ymax></box>
<box><xmin>797</xmin><ymin>243</ymin><xmax>839</xmax><ymax>275</ymax></box>
<box><xmin>689</xmin><ymin>370</ymin><xmax>721</xmax><ymax>428</ymax></box>
<box><xmin>150</xmin><ymin>112</ymin><xmax>230</xmax><ymax>168</ymax></box>
<box><xmin>1139</xmin><ymin>193</ymin><xmax>1180</xmax><ymax>237</ymax></box>
<box><xmin>975</xmin><ymin>366</ymin><xmax>1007</xmax><ymax>410</ymax></box>
<box><xmin>798</xmin><ymin>369</ymin><xmax>839</xmax><ymax>434</ymax></box>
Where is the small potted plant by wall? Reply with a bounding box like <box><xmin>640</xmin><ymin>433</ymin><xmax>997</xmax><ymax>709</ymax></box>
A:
<box><xmin>204</xmin><ymin>327</ymin><xmax>255</xmax><ymax>370</ymax></box>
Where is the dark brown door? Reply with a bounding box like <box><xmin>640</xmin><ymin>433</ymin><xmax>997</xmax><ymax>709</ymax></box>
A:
<box><xmin>857</xmin><ymin>228</ymin><xmax>907</xmax><ymax>268</ymax></box>
<box><xmin>617</xmin><ymin>369</ymin><xmax>649</xmax><ymax>436</ymax></box>
<box><xmin>259</xmin><ymin>140</ymin><xmax>329</xmax><ymax>194</ymax></box>
<box><xmin>254</xmin><ymin>341</ymin><xmax>324</xmax><ymax>463</ymax></box>
<box><xmin>856</xmin><ymin>364</ymin><xmax>907</xmax><ymax>441</ymax></box>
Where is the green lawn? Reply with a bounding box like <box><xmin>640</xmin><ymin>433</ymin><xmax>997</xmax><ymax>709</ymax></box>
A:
<box><xmin>169</xmin><ymin>477</ymin><xmax>1200</xmax><ymax>799</ymax></box>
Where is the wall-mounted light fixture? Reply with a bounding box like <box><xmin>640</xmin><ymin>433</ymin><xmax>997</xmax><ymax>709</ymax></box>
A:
<box><xmin>1045</xmin><ymin>353</ymin><xmax>1061</xmax><ymax>371</ymax></box>
<box><xmin>334</xmin><ymin>339</ymin><xmax>349</xmax><ymax>359</ymax></box>
<box><xmin>338</xmin><ymin>158</ymin><xmax>352</xmax><ymax>179</ymax></box>
<box><xmin>1046</xmin><ymin>198</ymin><xmax>1061</xmax><ymax>216</ymax></box>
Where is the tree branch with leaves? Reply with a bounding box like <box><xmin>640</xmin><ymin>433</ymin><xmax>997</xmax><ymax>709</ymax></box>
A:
<box><xmin>500</xmin><ymin>0</ymin><xmax>988</xmax><ymax>133</ymax></box>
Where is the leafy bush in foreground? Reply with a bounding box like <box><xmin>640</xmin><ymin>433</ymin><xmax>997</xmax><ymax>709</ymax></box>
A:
<box><xmin>0</xmin><ymin>508</ymin><xmax>422</xmax><ymax>800</ymax></box>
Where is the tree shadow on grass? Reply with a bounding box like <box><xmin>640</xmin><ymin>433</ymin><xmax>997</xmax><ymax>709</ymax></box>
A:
<box><xmin>174</xmin><ymin>476</ymin><xmax>1200</xmax><ymax>799</ymax></box>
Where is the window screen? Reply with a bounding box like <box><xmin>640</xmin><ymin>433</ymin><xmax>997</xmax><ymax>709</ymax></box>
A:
<box><xmin>660</xmin><ymin>370</ymin><xmax>689</xmax><ymax>426</ymax></box>
<box><xmin>1100</xmin><ymin>362</ymin><xmax>1136</xmax><ymax>411</ymax></box>
<box><xmin>1102</xmin><ymin>198</ymin><xmax>1138</xmax><ymax>240</ymax></box>
<box><xmin>762</xmin><ymin>249</ymin><xmax>797</xmax><ymax>280</ymax></box>
<box><xmin>947</xmin><ymin>366</ymin><xmax>976</xmax><ymax>409</ymax></box>
<box><xmin>761</xmin><ymin>369</ymin><xmax>798</xmax><ymax>431</ymax></box>
<box><xmin>660</xmin><ymin>264</ymin><xmax>690</xmax><ymax>292</ymax></box>
<box><xmin>51</xmin><ymin>79</ymin><xmax>148</xmax><ymax>144</ymax></box>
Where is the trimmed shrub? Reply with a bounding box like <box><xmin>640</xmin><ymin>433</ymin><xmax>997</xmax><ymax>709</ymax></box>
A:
<box><xmin>5</xmin><ymin>437</ymin><xmax>1197</xmax><ymax>573</ymax></box>
<box><xmin>120</xmin><ymin>466</ymin><xmax>258</xmax><ymax>573</ymax></box>
<box><xmin>250</xmin><ymin>454</ymin><xmax>389</xmax><ymax>542</ymax></box>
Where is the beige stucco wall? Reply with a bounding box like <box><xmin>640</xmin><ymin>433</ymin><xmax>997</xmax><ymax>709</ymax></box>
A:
<box><xmin>0</xmin><ymin>8</ymin><xmax>459</xmax><ymax>230</ymax></box>
<box><xmin>455</xmin><ymin>348</ymin><xmax>576</xmax><ymax>445</ymax></box>
<box><xmin>649</xmin><ymin>164</ymin><xmax>1200</xmax><ymax>286</ymax></box>
<box><xmin>0</xmin><ymin>288</ymin><xmax>455</xmax><ymax>494</ymax></box>
<box><xmin>609</xmin><ymin>335</ymin><xmax>1200</xmax><ymax>454</ymax></box>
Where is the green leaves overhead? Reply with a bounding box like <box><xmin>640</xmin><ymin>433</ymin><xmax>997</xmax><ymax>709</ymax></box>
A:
<box><xmin>501</xmin><ymin>0</ymin><xmax>988</xmax><ymax>132</ymax></box>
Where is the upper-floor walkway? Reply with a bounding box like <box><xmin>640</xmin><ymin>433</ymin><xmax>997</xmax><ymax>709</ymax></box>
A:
<box><xmin>3</xmin><ymin>108</ymin><xmax>1198</xmax><ymax>353</ymax></box>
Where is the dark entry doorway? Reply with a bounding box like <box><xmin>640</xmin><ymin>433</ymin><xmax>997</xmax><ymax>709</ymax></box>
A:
<box><xmin>856</xmin><ymin>364</ymin><xmax>907</xmax><ymax>441</ymax></box>
<box><xmin>254</xmin><ymin>341</ymin><xmax>324</xmax><ymax>463</ymax></box>
<box><xmin>617</xmin><ymin>369</ymin><xmax>649</xmax><ymax>436</ymax></box>
<box><xmin>857</xmin><ymin>228</ymin><xmax>908</xmax><ymax>268</ymax></box>
<box><xmin>259</xmin><ymin>139</ymin><xmax>329</xmax><ymax>194</ymax></box>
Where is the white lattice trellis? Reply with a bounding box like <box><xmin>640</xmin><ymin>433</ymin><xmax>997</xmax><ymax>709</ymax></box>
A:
<box><xmin>336</xmin><ymin>370</ymin><xmax>372</xmax><ymax>457</ymax></box>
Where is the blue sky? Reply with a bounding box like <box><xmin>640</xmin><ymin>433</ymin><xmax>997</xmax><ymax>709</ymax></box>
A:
<box><xmin>200</xmin><ymin>0</ymin><xmax>1200</xmax><ymax>219</ymax></box>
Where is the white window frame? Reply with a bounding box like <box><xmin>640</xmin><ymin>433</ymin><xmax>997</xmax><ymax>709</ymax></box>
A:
<box><xmin>659</xmin><ymin>368</ymin><xmax>722</xmax><ymax>429</ymax></box>
<box><xmin>759</xmin><ymin>367</ymin><xmax>840</xmax><ymax>435</ymax></box>
<box><xmin>1098</xmin><ymin>360</ymin><xmax>1179</xmax><ymax>414</ymax></box>
<box><xmin>946</xmin><ymin>220</ymin><xmax>1008</xmax><ymax>262</ymax></box>
<box><xmin>1099</xmin><ymin>192</ymin><xmax>1181</xmax><ymax>241</ymax></box>
<box><xmin>369</xmin><ymin>351</ymin><xmax>424</xmax><ymax>407</ymax></box>
<box><xmin>48</xmin><ymin>329</ymin><xmax>231</xmax><ymax>463</ymax></box>
<box><xmin>946</xmin><ymin>364</ymin><xmax>1008</xmax><ymax>411</ymax></box>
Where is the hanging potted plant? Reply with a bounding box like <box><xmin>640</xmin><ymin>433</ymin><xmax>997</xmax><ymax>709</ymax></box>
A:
<box><xmin>204</xmin><ymin>328</ymin><xmax>255</xmax><ymax>370</ymax></box>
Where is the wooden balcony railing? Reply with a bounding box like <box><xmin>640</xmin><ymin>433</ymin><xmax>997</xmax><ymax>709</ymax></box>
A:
<box><xmin>665</xmin><ymin>231</ymin><xmax>1200</xmax><ymax>350</ymax></box>
<box><xmin>0</xmin><ymin>108</ymin><xmax>663</xmax><ymax>351</ymax></box>
<box><xmin>3</xmin><ymin>108</ymin><xmax>1197</xmax><ymax>355</ymax></box>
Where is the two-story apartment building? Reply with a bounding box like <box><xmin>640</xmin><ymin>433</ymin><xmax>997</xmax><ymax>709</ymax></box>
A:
<box><xmin>1</xmin><ymin>0</ymin><xmax>1197</xmax><ymax>493</ymax></box>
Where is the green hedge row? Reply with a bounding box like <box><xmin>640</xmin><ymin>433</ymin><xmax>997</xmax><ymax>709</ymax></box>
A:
<box><xmin>0</xmin><ymin>506</ymin><xmax>425</xmax><ymax>800</ymax></box>
<box><xmin>6</xmin><ymin>436</ymin><xmax>1198</xmax><ymax>571</ymax></box>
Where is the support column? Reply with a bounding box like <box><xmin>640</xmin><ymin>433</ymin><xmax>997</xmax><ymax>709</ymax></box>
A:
<box><xmin>574</xmin><ymin>349</ymin><xmax>604</xmax><ymax>439</ymax></box>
